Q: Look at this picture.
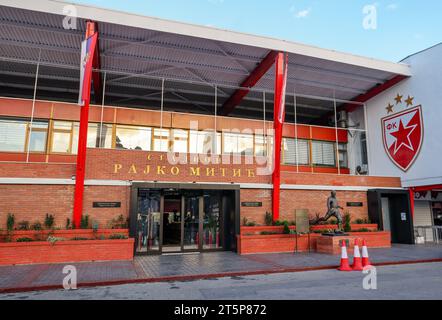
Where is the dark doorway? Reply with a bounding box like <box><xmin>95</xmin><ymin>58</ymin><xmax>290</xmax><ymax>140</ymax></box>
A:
<box><xmin>368</xmin><ymin>189</ymin><xmax>415</xmax><ymax>244</ymax></box>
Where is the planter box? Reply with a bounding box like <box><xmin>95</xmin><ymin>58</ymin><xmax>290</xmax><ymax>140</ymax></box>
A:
<box><xmin>237</xmin><ymin>231</ymin><xmax>390</xmax><ymax>255</ymax></box>
<box><xmin>240</xmin><ymin>224</ymin><xmax>378</xmax><ymax>235</ymax></box>
<box><xmin>0</xmin><ymin>238</ymin><xmax>134</xmax><ymax>266</ymax></box>
<box><xmin>0</xmin><ymin>229</ymin><xmax>129</xmax><ymax>242</ymax></box>
<box><xmin>237</xmin><ymin>234</ymin><xmax>321</xmax><ymax>255</ymax></box>
<box><xmin>316</xmin><ymin>232</ymin><xmax>391</xmax><ymax>255</ymax></box>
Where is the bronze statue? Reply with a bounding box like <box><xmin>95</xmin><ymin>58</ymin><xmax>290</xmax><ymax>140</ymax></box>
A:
<box><xmin>311</xmin><ymin>191</ymin><xmax>344</xmax><ymax>232</ymax></box>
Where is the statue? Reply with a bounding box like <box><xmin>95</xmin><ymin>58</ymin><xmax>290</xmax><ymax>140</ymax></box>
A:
<box><xmin>311</xmin><ymin>191</ymin><xmax>344</xmax><ymax>233</ymax></box>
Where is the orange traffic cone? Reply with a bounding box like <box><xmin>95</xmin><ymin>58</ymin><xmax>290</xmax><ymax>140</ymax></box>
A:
<box><xmin>338</xmin><ymin>240</ymin><xmax>353</xmax><ymax>272</ymax></box>
<box><xmin>361</xmin><ymin>240</ymin><xmax>372</xmax><ymax>267</ymax></box>
<box><xmin>351</xmin><ymin>239</ymin><xmax>363</xmax><ymax>271</ymax></box>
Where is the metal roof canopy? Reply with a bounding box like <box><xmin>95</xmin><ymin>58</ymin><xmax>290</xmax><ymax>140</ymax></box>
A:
<box><xmin>0</xmin><ymin>0</ymin><xmax>411</xmax><ymax>124</ymax></box>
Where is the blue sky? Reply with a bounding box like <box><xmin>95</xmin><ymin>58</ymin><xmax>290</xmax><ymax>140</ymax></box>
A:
<box><xmin>69</xmin><ymin>0</ymin><xmax>441</xmax><ymax>62</ymax></box>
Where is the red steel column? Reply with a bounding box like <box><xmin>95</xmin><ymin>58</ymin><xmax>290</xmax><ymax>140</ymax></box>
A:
<box><xmin>272</xmin><ymin>53</ymin><xmax>288</xmax><ymax>222</ymax></box>
<box><xmin>73</xmin><ymin>22</ymin><xmax>98</xmax><ymax>228</ymax></box>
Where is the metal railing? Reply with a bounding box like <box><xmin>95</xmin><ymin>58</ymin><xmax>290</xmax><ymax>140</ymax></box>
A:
<box><xmin>414</xmin><ymin>226</ymin><xmax>442</xmax><ymax>244</ymax></box>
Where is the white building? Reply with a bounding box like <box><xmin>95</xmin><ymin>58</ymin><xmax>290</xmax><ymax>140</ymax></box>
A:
<box><xmin>365</xmin><ymin>43</ymin><xmax>442</xmax><ymax>242</ymax></box>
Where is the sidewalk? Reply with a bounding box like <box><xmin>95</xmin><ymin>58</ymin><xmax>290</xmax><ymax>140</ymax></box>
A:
<box><xmin>1</xmin><ymin>244</ymin><xmax>441</xmax><ymax>294</ymax></box>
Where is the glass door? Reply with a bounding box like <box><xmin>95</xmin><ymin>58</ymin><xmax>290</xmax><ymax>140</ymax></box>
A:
<box><xmin>183</xmin><ymin>192</ymin><xmax>202</xmax><ymax>251</ymax></box>
<box><xmin>202</xmin><ymin>191</ymin><xmax>223</xmax><ymax>250</ymax></box>
<box><xmin>136</xmin><ymin>189</ymin><xmax>161</xmax><ymax>254</ymax></box>
<box><xmin>161</xmin><ymin>191</ymin><xmax>183</xmax><ymax>253</ymax></box>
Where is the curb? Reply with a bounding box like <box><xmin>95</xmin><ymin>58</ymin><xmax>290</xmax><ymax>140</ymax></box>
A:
<box><xmin>1</xmin><ymin>258</ymin><xmax>442</xmax><ymax>294</ymax></box>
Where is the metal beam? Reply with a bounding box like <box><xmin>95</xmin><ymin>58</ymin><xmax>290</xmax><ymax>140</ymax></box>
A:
<box><xmin>219</xmin><ymin>51</ymin><xmax>278</xmax><ymax>116</ymax></box>
<box><xmin>340</xmin><ymin>75</ymin><xmax>408</xmax><ymax>112</ymax></box>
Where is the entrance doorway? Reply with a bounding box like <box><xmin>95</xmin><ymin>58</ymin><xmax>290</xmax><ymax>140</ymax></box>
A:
<box><xmin>368</xmin><ymin>189</ymin><xmax>415</xmax><ymax>244</ymax></box>
<box><xmin>130</xmin><ymin>184</ymin><xmax>239</xmax><ymax>255</ymax></box>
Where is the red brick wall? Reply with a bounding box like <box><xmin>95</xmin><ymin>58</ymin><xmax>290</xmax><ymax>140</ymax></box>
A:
<box><xmin>0</xmin><ymin>162</ymin><xmax>75</xmax><ymax>178</ymax></box>
<box><xmin>240</xmin><ymin>189</ymin><xmax>368</xmax><ymax>225</ymax></box>
<box><xmin>0</xmin><ymin>185</ymin><xmax>129</xmax><ymax>229</ymax></box>
<box><xmin>0</xmin><ymin>185</ymin><xmax>74</xmax><ymax>229</ymax></box>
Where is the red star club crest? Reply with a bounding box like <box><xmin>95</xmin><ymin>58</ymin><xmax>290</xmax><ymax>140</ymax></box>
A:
<box><xmin>382</xmin><ymin>105</ymin><xmax>423</xmax><ymax>172</ymax></box>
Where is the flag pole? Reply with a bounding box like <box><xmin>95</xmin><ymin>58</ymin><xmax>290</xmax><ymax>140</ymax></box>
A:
<box><xmin>73</xmin><ymin>22</ymin><xmax>98</xmax><ymax>229</ymax></box>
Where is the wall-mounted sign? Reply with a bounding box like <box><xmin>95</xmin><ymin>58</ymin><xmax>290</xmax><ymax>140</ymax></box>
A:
<box><xmin>346</xmin><ymin>202</ymin><xmax>363</xmax><ymax>207</ymax></box>
<box><xmin>93</xmin><ymin>202</ymin><xmax>121</xmax><ymax>208</ymax></box>
<box><xmin>241</xmin><ymin>202</ymin><xmax>263</xmax><ymax>208</ymax></box>
<box><xmin>401</xmin><ymin>212</ymin><xmax>407</xmax><ymax>221</ymax></box>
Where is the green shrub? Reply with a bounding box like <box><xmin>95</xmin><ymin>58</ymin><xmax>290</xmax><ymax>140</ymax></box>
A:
<box><xmin>283</xmin><ymin>221</ymin><xmax>290</xmax><ymax>235</ymax></box>
<box><xmin>80</xmin><ymin>215</ymin><xmax>90</xmax><ymax>229</ymax></box>
<box><xmin>16</xmin><ymin>237</ymin><xmax>33</xmax><ymax>242</ymax></box>
<box><xmin>246</xmin><ymin>221</ymin><xmax>256</xmax><ymax>227</ymax></box>
<box><xmin>44</xmin><ymin>214</ymin><xmax>55</xmax><ymax>229</ymax></box>
<box><xmin>6</xmin><ymin>213</ymin><xmax>15</xmax><ymax>232</ymax></box>
<box><xmin>65</xmin><ymin>218</ymin><xmax>72</xmax><ymax>230</ymax></box>
<box><xmin>343</xmin><ymin>212</ymin><xmax>352</xmax><ymax>232</ymax></box>
<box><xmin>264</xmin><ymin>212</ymin><xmax>273</xmax><ymax>226</ymax></box>
<box><xmin>92</xmin><ymin>221</ymin><xmax>99</xmax><ymax>233</ymax></box>
<box><xmin>274</xmin><ymin>220</ymin><xmax>283</xmax><ymax>226</ymax></box>
<box><xmin>31</xmin><ymin>222</ymin><xmax>43</xmax><ymax>231</ymax></box>
<box><xmin>355</xmin><ymin>218</ymin><xmax>371</xmax><ymax>225</ymax></box>
<box><xmin>71</xmin><ymin>237</ymin><xmax>90</xmax><ymax>241</ymax></box>
<box><xmin>17</xmin><ymin>221</ymin><xmax>30</xmax><ymax>231</ymax></box>
<box><xmin>260</xmin><ymin>231</ymin><xmax>278</xmax><ymax>235</ymax></box>
<box><xmin>242</xmin><ymin>217</ymin><xmax>248</xmax><ymax>227</ymax></box>
<box><xmin>353</xmin><ymin>228</ymin><xmax>371</xmax><ymax>233</ymax></box>
<box><xmin>108</xmin><ymin>214</ymin><xmax>129</xmax><ymax>229</ymax></box>
<box><xmin>109</xmin><ymin>234</ymin><xmax>128</xmax><ymax>240</ymax></box>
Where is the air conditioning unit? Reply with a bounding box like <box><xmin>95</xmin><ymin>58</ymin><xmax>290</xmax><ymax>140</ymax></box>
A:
<box><xmin>356</xmin><ymin>164</ymin><xmax>369</xmax><ymax>175</ymax></box>
<box><xmin>337</xmin><ymin>111</ymin><xmax>348</xmax><ymax>128</ymax></box>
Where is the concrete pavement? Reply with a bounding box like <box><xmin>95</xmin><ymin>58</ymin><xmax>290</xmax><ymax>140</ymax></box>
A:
<box><xmin>0</xmin><ymin>244</ymin><xmax>441</xmax><ymax>293</ymax></box>
<box><xmin>1</xmin><ymin>262</ymin><xmax>442</xmax><ymax>300</ymax></box>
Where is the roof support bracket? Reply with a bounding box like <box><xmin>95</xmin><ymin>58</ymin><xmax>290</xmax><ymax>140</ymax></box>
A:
<box><xmin>219</xmin><ymin>50</ymin><xmax>279</xmax><ymax>116</ymax></box>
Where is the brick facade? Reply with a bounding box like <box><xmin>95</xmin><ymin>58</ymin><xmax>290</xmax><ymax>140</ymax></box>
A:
<box><xmin>0</xmin><ymin>97</ymin><xmax>403</xmax><ymax>233</ymax></box>
<box><xmin>0</xmin><ymin>184</ymin><xmax>130</xmax><ymax>229</ymax></box>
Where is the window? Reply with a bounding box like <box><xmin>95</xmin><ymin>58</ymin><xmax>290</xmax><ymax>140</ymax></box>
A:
<box><xmin>87</xmin><ymin>123</ymin><xmax>113</xmax><ymax>149</ymax></box>
<box><xmin>223</xmin><ymin>132</ymin><xmax>254</xmax><ymax>155</ymax></box>
<box><xmin>338</xmin><ymin>143</ymin><xmax>348</xmax><ymax>168</ymax></box>
<box><xmin>27</xmin><ymin>121</ymin><xmax>48</xmax><ymax>152</ymax></box>
<box><xmin>189</xmin><ymin>131</ymin><xmax>221</xmax><ymax>155</ymax></box>
<box><xmin>51</xmin><ymin>121</ymin><xmax>75</xmax><ymax>153</ymax></box>
<box><xmin>115</xmin><ymin>125</ymin><xmax>151</xmax><ymax>151</ymax></box>
<box><xmin>282</xmin><ymin>138</ymin><xmax>310</xmax><ymax>165</ymax></box>
<box><xmin>255</xmin><ymin>135</ymin><xmax>268</xmax><ymax>157</ymax></box>
<box><xmin>153</xmin><ymin>128</ymin><xmax>170</xmax><ymax>152</ymax></box>
<box><xmin>0</xmin><ymin>119</ymin><xmax>27</xmax><ymax>152</ymax></box>
<box><xmin>171</xmin><ymin>129</ymin><xmax>188</xmax><ymax>153</ymax></box>
<box><xmin>361</xmin><ymin>132</ymin><xmax>368</xmax><ymax>165</ymax></box>
<box><xmin>312</xmin><ymin>141</ymin><xmax>336</xmax><ymax>166</ymax></box>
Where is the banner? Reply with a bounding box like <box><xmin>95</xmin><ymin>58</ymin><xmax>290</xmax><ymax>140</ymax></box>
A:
<box><xmin>78</xmin><ymin>32</ymin><xmax>98</xmax><ymax>106</ymax></box>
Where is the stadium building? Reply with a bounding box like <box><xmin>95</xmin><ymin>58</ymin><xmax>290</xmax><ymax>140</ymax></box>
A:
<box><xmin>0</xmin><ymin>1</ymin><xmax>439</xmax><ymax>255</ymax></box>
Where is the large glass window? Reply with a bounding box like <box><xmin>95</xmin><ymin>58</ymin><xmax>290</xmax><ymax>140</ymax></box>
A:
<box><xmin>312</xmin><ymin>141</ymin><xmax>336</xmax><ymax>166</ymax></box>
<box><xmin>282</xmin><ymin>138</ymin><xmax>310</xmax><ymax>165</ymax></box>
<box><xmin>51</xmin><ymin>121</ymin><xmax>75</xmax><ymax>153</ymax></box>
<box><xmin>338</xmin><ymin>143</ymin><xmax>348</xmax><ymax>168</ymax></box>
<box><xmin>171</xmin><ymin>129</ymin><xmax>188</xmax><ymax>153</ymax></box>
<box><xmin>88</xmin><ymin>123</ymin><xmax>113</xmax><ymax>149</ymax></box>
<box><xmin>254</xmin><ymin>135</ymin><xmax>268</xmax><ymax>157</ymax></box>
<box><xmin>0</xmin><ymin>119</ymin><xmax>27</xmax><ymax>152</ymax></box>
<box><xmin>189</xmin><ymin>131</ymin><xmax>221</xmax><ymax>155</ymax></box>
<box><xmin>153</xmin><ymin>128</ymin><xmax>170</xmax><ymax>152</ymax></box>
<box><xmin>223</xmin><ymin>132</ymin><xmax>254</xmax><ymax>155</ymax></box>
<box><xmin>115</xmin><ymin>125</ymin><xmax>151</xmax><ymax>151</ymax></box>
<box><xmin>27</xmin><ymin>121</ymin><xmax>48</xmax><ymax>152</ymax></box>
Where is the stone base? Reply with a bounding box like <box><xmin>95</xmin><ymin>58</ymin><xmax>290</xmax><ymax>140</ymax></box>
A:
<box><xmin>316</xmin><ymin>235</ymin><xmax>357</xmax><ymax>255</ymax></box>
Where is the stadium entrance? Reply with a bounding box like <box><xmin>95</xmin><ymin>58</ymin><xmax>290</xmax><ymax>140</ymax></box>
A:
<box><xmin>130</xmin><ymin>183</ymin><xmax>239</xmax><ymax>255</ymax></box>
